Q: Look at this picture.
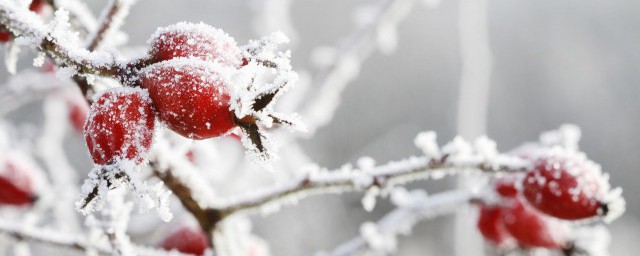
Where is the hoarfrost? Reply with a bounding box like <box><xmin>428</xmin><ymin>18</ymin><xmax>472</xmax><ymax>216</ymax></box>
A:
<box><xmin>414</xmin><ymin>131</ymin><xmax>441</xmax><ymax>160</ymax></box>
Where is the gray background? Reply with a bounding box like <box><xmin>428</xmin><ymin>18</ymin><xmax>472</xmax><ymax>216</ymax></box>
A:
<box><xmin>1</xmin><ymin>0</ymin><xmax>639</xmax><ymax>255</ymax></box>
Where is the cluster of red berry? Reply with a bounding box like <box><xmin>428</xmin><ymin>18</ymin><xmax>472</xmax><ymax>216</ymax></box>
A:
<box><xmin>83</xmin><ymin>23</ymin><xmax>265</xmax><ymax>166</ymax></box>
<box><xmin>0</xmin><ymin>0</ymin><xmax>47</xmax><ymax>42</ymax></box>
<box><xmin>477</xmin><ymin>149</ymin><xmax>618</xmax><ymax>253</ymax></box>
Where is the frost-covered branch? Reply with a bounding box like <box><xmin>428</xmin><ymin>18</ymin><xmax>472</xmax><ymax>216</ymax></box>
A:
<box><xmin>0</xmin><ymin>0</ymin><xmax>146</xmax><ymax>87</ymax></box>
<box><xmin>151</xmin><ymin>160</ymin><xmax>223</xmax><ymax>242</ymax></box>
<box><xmin>215</xmin><ymin>135</ymin><xmax>527</xmax><ymax>216</ymax></box>
<box><xmin>87</xmin><ymin>0</ymin><xmax>135</xmax><ymax>51</ymax></box>
<box><xmin>75</xmin><ymin>0</ymin><xmax>136</xmax><ymax>98</ymax></box>
<box><xmin>0</xmin><ymin>1</ymin><xmax>119</xmax><ymax>76</ymax></box>
<box><xmin>326</xmin><ymin>189</ymin><xmax>475</xmax><ymax>256</ymax></box>
<box><xmin>0</xmin><ymin>219</ymin><xmax>107</xmax><ymax>254</ymax></box>
<box><xmin>0</xmin><ymin>219</ymin><xmax>193</xmax><ymax>255</ymax></box>
<box><xmin>301</xmin><ymin>0</ymin><xmax>420</xmax><ymax>135</ymax></box>
<box><xmin>48</xmin><ymin>0</ymin><xmax>98</xmax><ymax>35</ymax></box>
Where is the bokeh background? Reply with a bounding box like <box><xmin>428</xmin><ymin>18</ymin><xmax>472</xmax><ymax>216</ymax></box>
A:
<box><xmin>1</xmin><ymin>0</ymin><xmax>639</xmax><ymax>255</ymax></box>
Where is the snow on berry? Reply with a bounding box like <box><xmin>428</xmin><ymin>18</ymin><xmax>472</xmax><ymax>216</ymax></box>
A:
<box><xmin>161</xmin><ymin>226</ymin><xmax>208</xmax><ymax>255</ymax></box>
<box><xmin>501</xmin><ymin>197</ymin><xmax>568</xmax><ymax>249</ymax></box>
<box><xmin>84</xmin><ymin>87</ymin><xmax>156</xmax><ymax>165</ymax></box>
<box><xmin>140</xmin><ymin>58</ymin><xmax>237</xmax><ymax>140</ymax></box>
<box><xmin>521</xmin><ymin>148</ymin><xmax>622</xmax><ymax>221</ymax></box>
<box><xmin>148</xmin><ymin>22</ymin><xmax>243</xmax><ymax>67</ymax></box>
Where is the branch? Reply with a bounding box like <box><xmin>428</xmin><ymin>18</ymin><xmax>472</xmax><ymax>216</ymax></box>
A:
<box><xmin>327</xmin><ymin>190</ymin><xmax>475</xmax><ymax>256</ymax></box>
<box><xmin>213</xmin><ymin>151</ymin><xmax>527</xmax><ymax>216</ymax></box>
<box><xmin>87</xmin><ymin>0</ymin><xmax>135</xmax><ymax>51</ymax></box>
<box><xmin>47</xmin><ymin>0</ymin><xmax>98</xmax><ymax>35</ymax></box>
<box><xmin>0</xmin><ymin>219</ymin><xmax>193</xmax><ymax>256</ymax></box>
<box><xmin>0</xmin><ymin>1</ymin><xmax>115</xmax><ymax>73</ymax></box>
<box><xmin>151</xmin><ymin>160</ymin><xmax>223</xmax><ymax>243</ymax></box>
<box><xmin>0</xmin><ymin>1</ymin><xmax>147</xmax><ymax>87</ymax></box>
<box><xmin>300</xmin><ymin>0</ymin><xmax>417</xmax><ymax>135</ymax></box>
<box><xmin>75</xmin><ymin>0</ymin><xmax>137</xmax><ymax>99</ymax></box>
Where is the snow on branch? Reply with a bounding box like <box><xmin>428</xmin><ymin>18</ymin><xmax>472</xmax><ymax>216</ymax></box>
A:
<box><xmin>0</xmin><ymin>1</ymin><xmax>127</xmax><ymax>79</ymax></box>
<box><xmin>86</xmin><ymin>0</ymin><xmax>135</xmax><ymax>51</ymax></box>
<box><xmin>300</xmin><ymin>0</ymin><xmax>421</xmax><ymax>135</ymax></box>
<box><xmin>324</xmin><ymin>189</ymin><xmax>475</xmax><ymax>256</ymax></box>
<box><xmin>212</xmin><ymin>133</ymin><xmax>527</xmax><ymax>216</ymax></box>
<box><xmin>0</xmin><ymin>219</ymin><xmax>193</xmax><ymax>256</ymax></box>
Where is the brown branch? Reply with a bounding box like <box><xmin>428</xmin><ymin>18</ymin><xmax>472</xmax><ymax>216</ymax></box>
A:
<box><xmin>87</xmin><ymin>0</ymin><xmax>132</xmax><ymax>51</ymax></box>
<box><xmin>150</xmin><ymin>160</ymin><xmax>223</xmax><ymax>249</ymax></box>
<box><xmin>74</xmin><ymin>0</ymin><xmax>137</xmax><ymax>101</ymax></box>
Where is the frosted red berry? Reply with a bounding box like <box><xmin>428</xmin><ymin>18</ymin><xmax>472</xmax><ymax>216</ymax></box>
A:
<box><xmin>522</xmin><ymin>151</ymin><xmax>606</xmax><ymax>220</ymax></box>
<box><xmin>84</xmin><ymin>88</ymin><xmax>155</xmax><ymax>165</ymax></box>
<box><xmin>501</xmin><ymin>198</ymin><xmax>566</xmax><ymax>249</ymax></box>
<box><xmin>161</xmin><ymin>227</ymin><xmax>208</xmax><ymax>255</ymax></box>
<box><xmin>477</xmin><ymin>206</ymin><xmax>515</xmax><ymax>250</ymax></box>
<box><xmin>68</xmin><ymin>97</ymin><xmax>90</xmax><ymax>133</ymax></box>
<box><xmin>0</xmin><ymin>159</ymin><xmax>36</xmax><ymax>206</ymax></box>
<box><xmin>141</xmin><ymin>59</ymin><xmax>236</xmax><ymax>140</ymax></box>
<box><xmin>148</xmin><ymin>22</ymin><xmax>242</xmax><ymax>67</ymax></box>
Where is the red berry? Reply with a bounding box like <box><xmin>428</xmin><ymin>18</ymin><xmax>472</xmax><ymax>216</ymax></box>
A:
<box><xmin>477</xmin><ymin>206</ymin><xmax>516</xmax><ymax>250</ymax></box>
<box><xmin>494</xmin><ymin>175</ymin><xmax>522</xmax><ymax>198</ymax></box>
<box><xmin>501</xmin><ymin>198</ymin><xmax>566</xmax><ymax>249</ymax></box>
<box><xmin>522</xmin><ymin>151</ymin><xmax>607</xmax><ymax>220</ymax></box>
<box><xmin>161</xmin><ymin>227</ymin><xmax>208</xmax><ymax>255</ymax></box>
<box><xmin>140</xmin><ymin>59</ymin><xmax>236</xmax><ymax>140</ymax></box>
<box><xmin>29</xmin><ymin>0</ymin><xmax>46</xmax><ymax>13</ymax></box>
<box><xmin>148</xmin><ymin>22</ymin><xmax>242</xmax><ymax>67</ymax></box>
<box><xmin>0</xmin><ymin>28</ymin><xmax>11</xmax><ymax>43</ymax></box>
<box><xmin>0</xmin><ymin>158</ymin><xmax>36</xmax><ymax>206</ymax></box>
<box><xmin>68</xmin><ymin>96</ymin><xmax>90</xmax><ymax>133</ymax></box>
<box><xmin>84</xmin><ymin>88</ymin><xmax>155</xmax><ymax>165</ymax></box>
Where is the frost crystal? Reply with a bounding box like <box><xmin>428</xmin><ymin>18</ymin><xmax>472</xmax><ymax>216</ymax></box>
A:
<box><xmin>414</xmin><ymin>131</ymin><xmax>441</xmax><ymax>160</ymax></box>
<box><xmin>360</xmin><ymin>222</ymin><xmax>397</xmax><ymax>254</ymax></box>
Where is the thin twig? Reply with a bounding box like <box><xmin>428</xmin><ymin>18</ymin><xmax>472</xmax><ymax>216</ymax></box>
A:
<box><xmin>0</xmin><ymin>219</ymin><xmax>194</xmax><ymax>255</ymax></box>
<box><xmin>87</xmin><ymin>0</ymin><xmax>134</xmax><ymax>51</ymax></box>
<box><xmin>300</xmin><ymin>0</ymin><xmax>416</xmax><ymax>135</ymax></box>
<box><xmin>327</xmin><ymin>190</ymin><xmax>475</xmax><ymax>256</ymax></box>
